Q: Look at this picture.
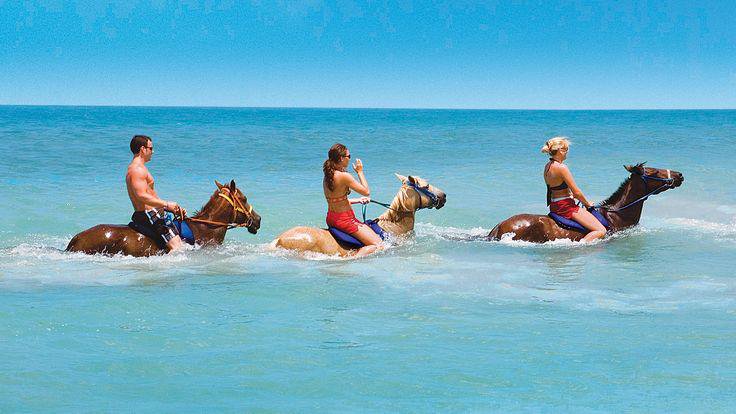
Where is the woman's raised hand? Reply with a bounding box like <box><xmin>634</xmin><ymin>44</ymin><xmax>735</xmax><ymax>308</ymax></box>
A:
<box><xmin>352</xmin><ymin>158</ymin><xmax>363</xmax><ymax>173</ymax></box>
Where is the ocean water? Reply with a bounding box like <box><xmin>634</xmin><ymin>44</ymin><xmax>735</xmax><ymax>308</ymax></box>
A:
<box><xmin>1</xmin><ymin>106</ymin><xmax>735</xmax><ymax>412</ymax></box>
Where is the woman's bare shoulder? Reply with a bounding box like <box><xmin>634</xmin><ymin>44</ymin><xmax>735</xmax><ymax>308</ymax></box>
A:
<box><xmin>550</xmin><ymin>162</ymin><xmax>569</xmax><ymax>173</ymax></box>
<box><xmin>333</xmin><ymin>170</ymin><xmax>351</xmax><ymax>182</ymax></box>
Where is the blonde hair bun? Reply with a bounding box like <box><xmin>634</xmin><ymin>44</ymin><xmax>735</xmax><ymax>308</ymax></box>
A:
<box><xmin>541</xmin><ymin>136</ymin><xmax>570</xmax><ymax>154</ymax></box>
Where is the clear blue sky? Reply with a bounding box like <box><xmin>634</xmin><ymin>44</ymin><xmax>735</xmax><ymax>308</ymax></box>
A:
<box><xmin>1</xmin><ymin>1</ymin><xmax>734</xmax><ymax>109</ymax></box>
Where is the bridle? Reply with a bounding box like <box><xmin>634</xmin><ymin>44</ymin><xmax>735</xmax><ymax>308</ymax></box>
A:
<box><xmin>365</xmin><ymin>181</ymin><xmax>441</xmax><ymax>221</ymax></box>
<box><xmin>186</xmin><ymin>187</ymin><xmax>255</xmax><ymax>229</ymax></box>
<box><xmin>407</xmin><ymin>181</ymin><xmax>440</xmax><ymax>210</ymax></box>
<box><xmin>606</xmin><ymin>169</ymin><xmax>675</xmax><ymax>212</ymax></box>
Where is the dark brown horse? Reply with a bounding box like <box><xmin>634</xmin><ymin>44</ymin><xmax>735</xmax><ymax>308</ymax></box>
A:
<box><xmin>488</xmin><ymin>163</ymin><xmax>684</xmax><ymax>242</ymax></box>
<box><xmin>66</xmin><ymin>180</ymin><xmax>261</xmax><ymax>256</ymax></box>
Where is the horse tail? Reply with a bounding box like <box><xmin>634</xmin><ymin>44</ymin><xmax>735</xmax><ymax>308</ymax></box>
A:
<box><xmin>487</xmin><ymin>223</ymin><xmax>501</xmax><ymax>241</ymax></box>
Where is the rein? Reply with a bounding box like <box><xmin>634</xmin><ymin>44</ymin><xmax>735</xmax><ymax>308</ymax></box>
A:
<box><xmin>605</xmin><ymin>170</ymin><xmax>674</xmax><ymax>212</ymax></box>
<box><xmin>186</xmin><ymin>189</ymin><xmax>255</xmax><ymax>229</ymax></box>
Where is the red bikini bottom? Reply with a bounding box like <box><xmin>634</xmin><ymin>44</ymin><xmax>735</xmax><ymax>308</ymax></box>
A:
<box><xmin>326</xmin><ymin>209</ymin><xmax>360</xmax><ymax>234</ymax></box>
<box><xmin>549</xmin><ymin>198</ymin><xmax>580</xmax><ymax>219</ymax></box>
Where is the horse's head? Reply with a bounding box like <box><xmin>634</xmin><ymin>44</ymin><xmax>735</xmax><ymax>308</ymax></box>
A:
<box><xmin>624</xmin><ymin>162</ymin><xmax>684</xmax><ymax>194</ymax></box>
<box><xmin>394</xmin><ymin>173</ymin><xmax>447</xmax><ymax>210</ymax></box>
<box><xmin>215</xmin><ymin>180</ymin><xmax>262</xmax><ymax>234</ymax></box>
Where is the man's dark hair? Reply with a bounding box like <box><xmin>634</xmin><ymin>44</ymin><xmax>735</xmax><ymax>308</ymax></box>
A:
<box><xmin>130</xmin><ymin>135</ymin><xmax>151</xmax><ymax>154</ymax></box>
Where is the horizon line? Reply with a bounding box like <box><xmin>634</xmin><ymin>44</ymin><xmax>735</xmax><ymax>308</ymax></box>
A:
<box><xmin>1</xmin><ymin>104</ymin><xmax>734</xmax><ymax>111</ymax></box>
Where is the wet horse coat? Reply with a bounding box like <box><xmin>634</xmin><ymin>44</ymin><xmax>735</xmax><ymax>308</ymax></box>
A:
<box><xmin>66</xmin><ymin>180</ymin><xmax>261</xmax><ymax>256</ymax></box>
<box><xmin>488</xmin><ymin>164</ymin><xmax>684</xmax><ymax>243</ymax></box>
<box><xmin>274</xmin><ymin>174</ymin><xmax>447</xmax><ymax>256</ymax></box>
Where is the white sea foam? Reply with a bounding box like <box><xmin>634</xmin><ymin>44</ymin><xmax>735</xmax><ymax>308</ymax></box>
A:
<box><xmin>2</xmin><ymin>218</ymin><xmax>735</xmax><ymax>314</ymax></box>
<box><xmin>414</xmin><ymin>222</ymin><xmax>489</xmax><ymax>241</ymax></box>
<box><xmin>413</xmin><ymin>221</ymin><xmax>606</xmax><ymax>248</ymax></box>
<box><xmin>662</xmin><ymin>217</ymin><xmax>736</xmax><ymax>235</ymax></box>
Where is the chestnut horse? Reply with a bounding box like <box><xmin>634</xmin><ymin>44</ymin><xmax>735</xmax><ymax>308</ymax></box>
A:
<box><xmin>66</xmin><ymin>180</ymin><xmax>261</xmax><ymax>256</ymax></box>
<box><xmin>488</xmin><ymin>163</ymin><xmax>684</xmax><ymax>242</ymax></box>
<box><xmin>274</xmin><ymin>174</ymin><xmax>447</xmax><ymax>257</ymax></box>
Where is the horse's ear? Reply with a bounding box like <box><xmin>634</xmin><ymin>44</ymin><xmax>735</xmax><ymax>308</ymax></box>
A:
<box><xmin>624</xmin><ymin>164</ymin><xmax>644</xmax><ymax>174</ymax></box>
<box><xmin>407</xmin><ymin>175</ymin><xmax>417</xmax><ymax>184</ymax></box>
<box><xmin>215</xmin><ymin>180</ymin><xmax>224</xmax><ymax>189</ymax></box>
<box><xmin>229</xmin><ymin>180</ymin><xmax>236</xmax><ymax>191</ymax></box>
<box><xmin>394</xmin><ymin>173</ymin><xmax>408</xmax><ymax>183</ymax></box>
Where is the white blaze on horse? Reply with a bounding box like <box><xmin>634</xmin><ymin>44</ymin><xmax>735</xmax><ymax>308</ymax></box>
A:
<box><xmin>274</xmin><ymin>174</ymin><xmax>447</xmax><ymax>257</ymax></box>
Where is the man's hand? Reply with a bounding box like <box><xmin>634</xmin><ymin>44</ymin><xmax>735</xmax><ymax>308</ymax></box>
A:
<box><xmin>166</xmin><ymin>201</ymin><xmax>180</xmax><ymax>211</ymax></box>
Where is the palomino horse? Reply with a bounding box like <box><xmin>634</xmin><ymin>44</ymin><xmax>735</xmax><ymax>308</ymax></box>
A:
<box><xmin>274</xmin><ymin>174</ymin><xmax>447</xmax><ymax>257</ymax></box>
<box><xmin>66</xmin><ymin>180</ymin><xmax>261</xmax><ymax>256</ymax></box>
<box><xmin>488</xmin><ymin>163</ymin><xmax>684</xmax><ymax>242</ymax></box>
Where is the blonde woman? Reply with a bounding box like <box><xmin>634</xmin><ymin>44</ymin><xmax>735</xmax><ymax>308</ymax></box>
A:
<box><xmin>542</xmin><ymin>137</ymin><xmax>606</xmax><ymax>242</ymax></box>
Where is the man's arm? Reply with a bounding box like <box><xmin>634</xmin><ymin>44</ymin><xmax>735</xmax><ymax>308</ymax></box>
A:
<box><xmin>128</xmin><ymin>167</ymin><xmax>171</xmax><ymax>209</ymax></box>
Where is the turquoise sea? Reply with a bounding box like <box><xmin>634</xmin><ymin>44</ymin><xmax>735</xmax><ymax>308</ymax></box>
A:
<box><xmin>1</xmin><ymin>106</ymin><xmax>735</xmax><ymax>411</ymax></box>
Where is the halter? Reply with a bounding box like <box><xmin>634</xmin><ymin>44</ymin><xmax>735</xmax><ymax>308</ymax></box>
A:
<box><xmin>187</xmin><ymin>188</ymin><xmax>255</xmax><ymax>229</ymax></box>
<box><xmin>407</xmin><ymin>181</ymin><xmax>440</xmax><ymax>210</ymax></box>
<box><xmin>606</xmin><ymin>169</ymin><xmax>675</xmax><ymax>212</ymax></box>
<box><xmin>363</xmin><ymin>181</ymin><xmax>441</xmax><ymax>221</ymax></box>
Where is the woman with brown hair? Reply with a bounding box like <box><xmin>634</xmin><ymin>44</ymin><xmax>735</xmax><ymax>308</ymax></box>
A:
<box><xmin>323</xmin><ymin>143</ymin><xmax>382</xmax><ymax>257</ymax></box>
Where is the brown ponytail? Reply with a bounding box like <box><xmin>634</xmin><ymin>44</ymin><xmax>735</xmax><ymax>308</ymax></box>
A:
<box><xmin>323</xmin><ymin>143</ymin><xmax>348</xmax><ymax>191</ymax></box>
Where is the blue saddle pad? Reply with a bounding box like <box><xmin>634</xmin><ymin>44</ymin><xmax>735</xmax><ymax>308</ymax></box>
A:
<box><xmin>173</xmin><ymin>219</ymin><xmax>195</xmax><ymax>245</ymax></box>
<box><xmin>548</xmin><ymin>207</ymin><xmax>610</xmax><ymax>233</ymax></box>
<box><xmin>328</xmin><ymin>219</ymin><xmax>385</xmax><ymax>248</ymax></box>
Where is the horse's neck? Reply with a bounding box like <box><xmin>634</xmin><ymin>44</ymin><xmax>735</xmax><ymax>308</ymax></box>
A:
<box><xmin>188</xmin><ymin>197</ymin><xmax>229</xmax><ymax>244</ymax></box>
<box><xmin>605</xmin><ymin>177</ymin><xmax>646</xmax><ymax>229</ymax></box>
<box><xmin>377</xmin><ymin>190</ymin><xmax>416</xmax><ymax>235</ymax></box>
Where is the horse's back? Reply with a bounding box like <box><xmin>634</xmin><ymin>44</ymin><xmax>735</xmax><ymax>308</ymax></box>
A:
<box><xmin>489</xmin><ymin>213</ymin><xmax>578</xmax><ymax>242</ymax></box>
<box><xmin>275</xmin><ymin>226</ymin><xmax>348</xmax><ymax>256</ymax></box>
<box><xmin>66</xmin><ymin>224</ymin><xmax>162</xmax><ymax>256</ymax></box>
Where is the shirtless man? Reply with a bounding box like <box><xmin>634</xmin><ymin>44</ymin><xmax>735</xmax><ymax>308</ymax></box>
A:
<box><xmin>126</xmin><ymin>135</ymin><xmax>185</xmax><ymax>252</ymax></box>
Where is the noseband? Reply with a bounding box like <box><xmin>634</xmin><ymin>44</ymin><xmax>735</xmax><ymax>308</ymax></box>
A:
<box><xmin>607</xmin><ymin>169</ymin><xmax>675</xmax><ymax>212</ymax></box>
<box><xmin>365</xmin><ymin>181</ymin><xmax>441</xmax><ymax>221</ymax></box>
<box><xmin>407</xmin><ymin>181</ymin><xmax>440</xmax><ymax>210</ymax></box>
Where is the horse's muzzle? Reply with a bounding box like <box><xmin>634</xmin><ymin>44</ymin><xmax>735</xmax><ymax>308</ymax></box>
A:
<box><xmin>671</xmin><ymin>172</ymin><xmax>684</xmax><ymax>188</ymax></box>
<box><xmin>435</xmin><ymin>192</ymin><xmax>447</xmax><ymax>209</ymax></box>
<box><xmin>247</xmin><ymin>215</ymin><xmax>261</xmax><ymax>234</ymax></box>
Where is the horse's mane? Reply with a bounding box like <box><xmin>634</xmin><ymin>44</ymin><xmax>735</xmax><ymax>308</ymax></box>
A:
<box><xmin>192</xmin><ymin>192</ymin><xmax>217</xmax><ymax>218</ymax></box>
<box><xmin>377</xmin><ymin>185</ymin><xmax>412</xmax><ymax>222</ymax></box>
<box><xmin>598</xmin><ymin>176</ymin><xmax>632</xmax><ymax>208</ymax></box>
<box><xmin>598</xmin><ymin>162</ymin><xmax>646</xmax><ymax>208</ymax></box>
